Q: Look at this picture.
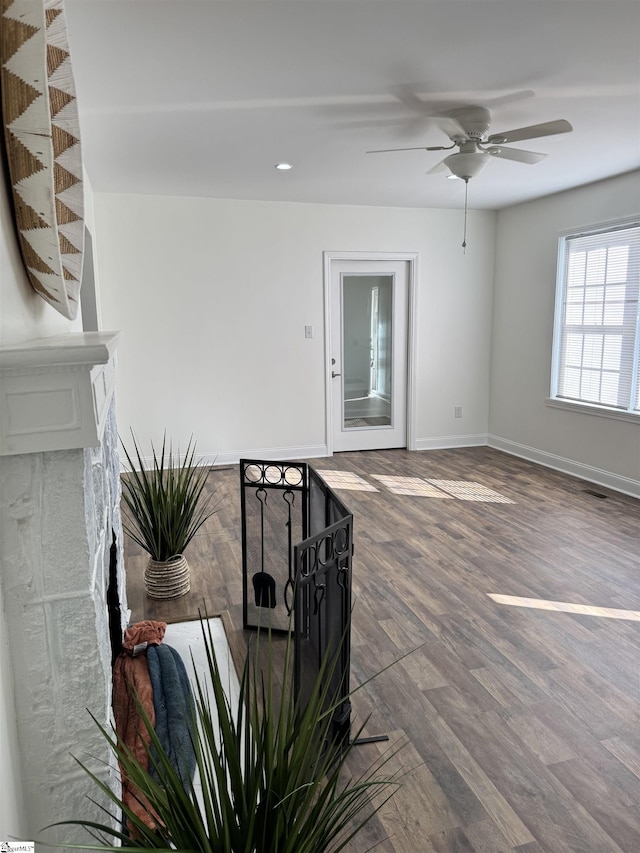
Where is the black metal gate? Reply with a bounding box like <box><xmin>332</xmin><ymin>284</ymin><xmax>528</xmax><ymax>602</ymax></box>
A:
<box><xmin>294</xmin><ymin>509</ymin><xmax>353</xmax><ymax>750</ymax></box>
<box><xmin>240</xmin><ymin>459</ymin><xmax>308</xmax><ymax>632</ymax></box>
<box><xmin>240</xmin><ymin>459</ymin><xmax>354</xmax><ymax>747</ymax></box>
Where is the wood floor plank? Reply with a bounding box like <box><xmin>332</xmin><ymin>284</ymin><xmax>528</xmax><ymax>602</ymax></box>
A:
<box><xmin>350</xmin><ymin>729</ymin><xmax>463</xmax><ymax>845</ymax></box>
<box><xmin>124</xmin><ymin>447</ymin><xmax>640</xmax><ymax>852</ymax></box>
<box><xmin>397</xmin><ymin>646</ymin><xmax>450</xmax><ymax>692</ymax></box>
<box><xmin>350</xmin><ymin>661</ymin><xmax>490</xmax><ymax>828</ymax></box>
<box><xmin>601</xmin><ymin>736</ymin><xmax>640</xmax><ymax>781</ymax></box>
<box><xmin>462</xmin><ymin>817</ymin><xmax>529</xmax><ymax>853</ymax></box>
<box><xmin>468</xmin><ymin>666</ymin><xmax>525</xmax><ymax>711</ymax></box>
<box><xmin>541</xmin><ymin>664</ymin><xmax>638</xmax><ymax>740</ymax></box>
<box><xmin>502</xmin><ymin>707</ymin><xmax>578</xmax><ymax>766</ymax></box>
<box><xmin>549</xmin><ymin>757</ymin><xmax>640</xmax><ymax>851</ymax></box>
<box><xmin>426</xmin><ymin>694</ymin><xmax>625</xmax><ymax>853</ymax></box>
<box><xmin>428</xmin><ymin>826</ymin><xmax>476</xmax><ymax>852</ymax></box>
<box><xmin>416</xmin><ymin>693</ymin><xmax>536</xmax><ymax>847</ymax></box>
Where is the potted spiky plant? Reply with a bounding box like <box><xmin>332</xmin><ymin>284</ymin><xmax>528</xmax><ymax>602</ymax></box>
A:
<box><xmin>120</xmin><ymin>433</ymin><xmax>215</xmax><ymax>600</ymax></box>
<box><xmin>48</xmin><ymin>616</ymin><xmax>404</xmax><ymax>852</ymax></box>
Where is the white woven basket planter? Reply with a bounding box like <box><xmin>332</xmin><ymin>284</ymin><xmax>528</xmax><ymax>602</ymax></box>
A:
<box><xmin>145</xmin><ymin>554</ymin><xmax>190</xmax><ymax>600</ymax></box>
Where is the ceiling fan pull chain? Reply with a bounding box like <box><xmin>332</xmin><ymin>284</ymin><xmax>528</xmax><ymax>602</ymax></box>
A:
<box><xmin>462</xmin><ymin>178</ymin><xmax>469</xmax><ymax>252</ymax></box>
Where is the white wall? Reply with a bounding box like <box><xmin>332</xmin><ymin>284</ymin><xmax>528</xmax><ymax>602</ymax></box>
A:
<box><xmin>94</xmin><ymin>194</ymin><xmax>496</xmax><ymax>460</ymax></box>
<box><xmin>490</xmin><ymin>171</ymin><xmax>640</xmax><ymax>494</ymax></box>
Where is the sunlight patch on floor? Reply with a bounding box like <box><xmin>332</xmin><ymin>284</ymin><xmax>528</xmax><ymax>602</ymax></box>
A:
<box><xmin>426</xmin><ymin>480</ymin><xmax>515</xmax><ymax>503</ymax></box>
<box><xmin>371</xmin><ymin>475</ymin><xmax>454</xmax><ymax>498</ymax></box>
<box><xmin>316</xmin><ymin>471</ymin><xmax>515</xmax><ymax>501</ymax></box>
<box><xmin>314</xmin><ymin>470</ymin><xmax>379</xmax><ymax>491</ymax></box>
<box><xmin>488</xmin><ymin>593</ymin><xmax>640</xmax><ymax>621</ymax></box>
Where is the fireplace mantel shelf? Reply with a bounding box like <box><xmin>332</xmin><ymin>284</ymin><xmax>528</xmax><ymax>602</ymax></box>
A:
<box><xmin>0</xmin><ymin>331</ymin><xmax>121</xmax><ymax>456</ymax></box>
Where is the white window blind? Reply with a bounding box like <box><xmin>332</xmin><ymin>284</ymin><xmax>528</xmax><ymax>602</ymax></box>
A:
<box><xmin>553</xmin><ymin>222</ymin><xmax>640</xmax><ymax>415</ymax></box>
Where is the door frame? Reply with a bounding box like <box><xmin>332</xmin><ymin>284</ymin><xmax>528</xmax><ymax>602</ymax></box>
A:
<box><xmin>323</xmin><ymin>251</ymin><xmax>419</xmax><ymax>455</ymax></box>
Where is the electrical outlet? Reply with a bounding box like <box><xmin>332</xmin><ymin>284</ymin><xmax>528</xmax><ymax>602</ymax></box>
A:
<box><xmin>304</xmin><ymin>325</ymin><xmax>313</xmax><ymax>339</ymax></box>
<box><xmin>454</xmin><ymin>406</ymin><xmax>463</xmax><ymax>418</ymax></box>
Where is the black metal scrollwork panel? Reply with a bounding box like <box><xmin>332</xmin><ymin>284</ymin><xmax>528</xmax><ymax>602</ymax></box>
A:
<box><xmin>242</xmin><ymin>461</ymin><xmax>306</xmax><ymax>490</ymax></box>
<box><xmin>298</xmin><ymin>525</ymin><xmax>351</xmax><ymax>577</ymax></box>
<box><xmin>240</xmin><ymin>459</ymin><xmax>308</xmax><ymax>631</ymax></box>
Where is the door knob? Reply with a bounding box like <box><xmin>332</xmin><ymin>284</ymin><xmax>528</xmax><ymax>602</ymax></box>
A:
<box><xmin>332</xmin><ymin>370</ymin><xmax>341</xmax><ymax>378</ymax></box>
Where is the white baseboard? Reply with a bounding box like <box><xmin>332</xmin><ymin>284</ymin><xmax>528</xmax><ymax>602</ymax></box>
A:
<box><xmin>488</xmin><ymin>435</ymin><xmax>640</xmax><ymax>499</ymax></box>
<box><xmin>120</xmin><ymin>444</ymin><xmax>329</xmax><ymax>473</ymax></box>
<box><xmin>205</xmin><ymin>445</ymin><xmax>329</xmax><ymax>468</ymax></box>
<box><xmin>414</xmin><ymin>434</ymin><xmax>488</xmax><ymax>451</ymax></box>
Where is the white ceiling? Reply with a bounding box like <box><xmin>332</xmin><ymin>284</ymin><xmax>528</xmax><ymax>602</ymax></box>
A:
<box><xmin>64</xmin><ymin>0</ymin><xmax>640</xmax><ymax>211</ymax></box>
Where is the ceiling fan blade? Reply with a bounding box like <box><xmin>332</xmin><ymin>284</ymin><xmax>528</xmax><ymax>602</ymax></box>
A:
<box><xmin>390</xmin><ymin>84</ymin><xmax>433</xmax><ymax>114</ymax></box>
<box><xmin>431</xmin><ymin>114</ymin><xmax>468</xmax><ymax>139</ymax></box>
<box><xmin>334</xmin><ymin>117</ymin><xmax>424</xmax><ymax>130</ymax></box>
<box><xmin>366</xmin><ymin>146</ymin><xmax>431</xmax><ymax>154</ymax></box>
<box><xmin>426</xmin><ymin>158</ymin><xmax>450</xmax><ymax>175</ymax></box>
<box><xmin>366</xmin><ymin>144</ymin><xmax>452</xmax><ymax>154</ymax></box>
<box><xmin>486</xmin><ymin>146</ymin><xmax>547</xmax><ymax>164</ymax></box>
<box><xmin>483</xmin><ymin>89</ymin><xmax>535</xmax><ymax>109</ymax></box>
<box><xmin>390</xmin><ymin>86</ymin><xmax>470</xmax><ymax>139</ymax></box>
<box><xmin>487</xmin><ymin>119</ymin><xmax>573</xmax><ymax>144</ymax></box>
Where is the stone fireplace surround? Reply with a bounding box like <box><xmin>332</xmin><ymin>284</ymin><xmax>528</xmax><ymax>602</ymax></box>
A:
<box><xmin>0</xmin><ymin>332</ymin><xmax>127</xmax><ymax>844</ymax></box>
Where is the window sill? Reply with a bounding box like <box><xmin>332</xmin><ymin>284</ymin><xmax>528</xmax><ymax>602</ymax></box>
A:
<box><xmin>545</xmin><ymin>398</ymin><xmax>640</xmax><ymax>424</ymax></box>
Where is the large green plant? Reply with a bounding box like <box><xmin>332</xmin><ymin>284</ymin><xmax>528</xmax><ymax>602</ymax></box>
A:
<box><xmin>120</xmin><ymin>433</ymin><xmax>215</xmax><ymax>562</ymax></box>
<box><xmin>50</xmin><ymin>618</ymin><xmax>403</xmax><ymax>853</ymax></box>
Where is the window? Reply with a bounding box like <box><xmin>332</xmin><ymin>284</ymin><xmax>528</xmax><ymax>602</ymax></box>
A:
<box><xmin>551</xmin><ymin>221</ymin><xmax>640</xmax><ymax>417</ymax></box>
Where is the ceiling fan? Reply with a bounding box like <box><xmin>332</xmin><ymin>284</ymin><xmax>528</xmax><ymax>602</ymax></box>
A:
<box><xmin>367</xmin><ymin>104</ymin><xmax>573</xmax><ymax>180</ymax></box>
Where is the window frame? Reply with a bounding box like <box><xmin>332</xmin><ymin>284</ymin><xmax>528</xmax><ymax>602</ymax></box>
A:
<box><xmin>549</xmin><ymin>216</ymin><xmax>640</xmax><ymax>422</ymax></box>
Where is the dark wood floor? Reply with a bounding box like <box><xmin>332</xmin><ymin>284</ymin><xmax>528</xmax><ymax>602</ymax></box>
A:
<box><xmin>125</xmin><ymin>447</ymin><xmax>640</xmax><ymax>853</ymax></box>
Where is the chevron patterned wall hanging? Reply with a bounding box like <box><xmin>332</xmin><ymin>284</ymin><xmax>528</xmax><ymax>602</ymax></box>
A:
<box><xmin>1</xmin><ymin>0</ymin><xmax>84</xmax><ymax>320</ymax></box>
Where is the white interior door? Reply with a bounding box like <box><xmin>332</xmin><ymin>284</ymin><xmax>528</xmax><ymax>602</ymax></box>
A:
<box><xmin>330</xmin><ymin>259</ymin><xmax>409</xmax><ymax>451</ymax></box>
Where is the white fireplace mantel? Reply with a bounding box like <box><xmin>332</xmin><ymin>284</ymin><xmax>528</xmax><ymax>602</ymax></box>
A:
<box><xmin>0</xmin><ymin>331</ymin><xmax>121</xmax><ymax>456</ymax></box>
<box><xmin>0</xmin><ymin>330</ymin><xmax>127</xmax><ymax>841</ymax></box>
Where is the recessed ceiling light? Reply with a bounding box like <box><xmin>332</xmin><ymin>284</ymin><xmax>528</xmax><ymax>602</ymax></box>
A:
<box><xmin>275</xmin><ymin>162</ymin><xmax>292</xmax><ymax>170</ymax></box>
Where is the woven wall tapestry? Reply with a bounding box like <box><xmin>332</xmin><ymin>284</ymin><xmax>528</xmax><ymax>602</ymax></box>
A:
<box><xmin>1</xmin><ymin>0</ymin><xmax>84</xmax><ymax>320</ymax></box>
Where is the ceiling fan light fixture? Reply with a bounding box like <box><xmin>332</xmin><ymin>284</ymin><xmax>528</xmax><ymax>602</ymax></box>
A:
<box><xmin>444</xmin><ymin>151</ymin><xmax>492</xmax><ymax>180</ymax></box>
<box><xmin>275</xmin><ymin>162</ymin><xmax>293</xmax><ymax>170</ymax></box>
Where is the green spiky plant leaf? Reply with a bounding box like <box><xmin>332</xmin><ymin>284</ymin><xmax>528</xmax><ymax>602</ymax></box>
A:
<box><xmin>120</xmin><ymin>432</ymin><xmax>216</xmax><ymax>562</ymax></box>
<box><xmin>47</xmin><ymin>615</ymin><xmax>406</xmax><ymax>853</ymax></box>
